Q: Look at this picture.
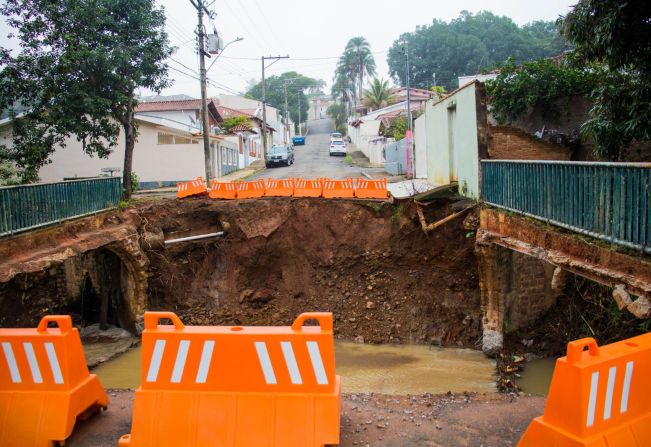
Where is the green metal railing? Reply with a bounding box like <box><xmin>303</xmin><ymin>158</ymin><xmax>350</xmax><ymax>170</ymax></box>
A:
<box><xmin>481</xmin><ymin>160</ymin><xmax>651</xmax><ymax>253</ymax></box>
<box><xmin>0</xmin><ymin>177</ymin><xmax>122</xmax><ymax>237</ymax></box>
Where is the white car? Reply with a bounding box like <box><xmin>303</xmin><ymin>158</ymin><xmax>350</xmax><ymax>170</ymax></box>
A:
<box><xmin>329</xmin><ymin>139</ymin><xmax>347</xmax><ymax>156</ymax></box>
<box><xmin>330</xmin><ymin>132</ymin><xmax>342</xmax><ymax>141</ymax></box>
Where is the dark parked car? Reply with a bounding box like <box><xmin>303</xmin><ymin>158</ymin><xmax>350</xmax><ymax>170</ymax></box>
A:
<box><xmin>265</xmin><ymin>144</ymin><xmax>294</xmax><ymax>167</ymax></box>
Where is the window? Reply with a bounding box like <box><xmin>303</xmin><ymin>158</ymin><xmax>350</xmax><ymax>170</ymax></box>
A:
<box><xmin>157</xmin><ymin>132</ymin><xmax>199</xmax><ymax>145</ymax></box>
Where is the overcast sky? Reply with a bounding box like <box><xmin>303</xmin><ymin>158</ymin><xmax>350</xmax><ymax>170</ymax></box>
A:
<box><xmin>160</xmin><ymin>0</ymin><xmax>576</xmax><ymax>99</ymax></box>
<box><xmin>1</xmin><ymin>0</ymin><xmax>577</xmax><ymax>99</ymax></box>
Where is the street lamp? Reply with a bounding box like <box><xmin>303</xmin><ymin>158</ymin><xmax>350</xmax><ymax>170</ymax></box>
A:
<box><xmin>207</xmin><ymin>37</ymin><xmax>244</xmax><ymax>72</ymax></box>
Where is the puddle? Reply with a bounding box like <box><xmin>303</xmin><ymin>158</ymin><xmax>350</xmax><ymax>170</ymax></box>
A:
<box><xmin>92</xmin><ymin>341</ymin><xmax>496</xmax><ymax>394</ymax></box>
<box><xmin>517</xmin><ymin>357</ymin><xmax>557</xmax><ymax>395</ymax></box>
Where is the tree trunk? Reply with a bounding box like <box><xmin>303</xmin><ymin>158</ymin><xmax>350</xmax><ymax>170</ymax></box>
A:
<box><xmin>121</xmin><ymin>97</ymin><xmax>135</xmax><ymax>200</ymax></box>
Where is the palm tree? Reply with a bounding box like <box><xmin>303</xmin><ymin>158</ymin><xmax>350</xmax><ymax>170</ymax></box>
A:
<box><xmin>337</xmin><ymin>37</ymin><xmax>376</xmax><ymax>105</ymax></box>
<box><xmin>331</xmin><ymin>68</ymin><xmax>356</xmax><ymax>115</ymax></box>
<box><xmin>363</xmin><ymin>78</ymin><xmax>395</xmax><ymax>110</ymax></box>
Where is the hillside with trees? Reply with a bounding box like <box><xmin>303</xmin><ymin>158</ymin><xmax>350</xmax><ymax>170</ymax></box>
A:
<box><xmin>245</xmin><ymin>72</ymin><xmax>324</xmax><ymax>131</ymax></box>
<box><xmin>387</xmin><ymin>11</ymin><xmax>568</xmax><ymax>90</ymax></box>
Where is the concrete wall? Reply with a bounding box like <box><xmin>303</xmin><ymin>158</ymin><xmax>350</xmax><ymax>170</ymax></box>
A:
<box><xmin>414</xmin><ymin>114</ymin><xmax>427</xmax><ymax>179</ymax></box>
<box><xmin>424</xmin><ymin>82</ymin><xmax>480</xmax><ymax>198</ymax></box>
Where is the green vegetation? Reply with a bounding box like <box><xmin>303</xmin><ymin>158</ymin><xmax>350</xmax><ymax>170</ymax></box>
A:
<box><xmin>560</xmin><ymin>0</ymin><xmax>651</xmax><ymax>160</ymax></box>
<box><xmin>245</xmin><ymin>72</ymin><xmax>323</xmax><ymax>131</ymax></box>
<box><xmin>487</xmin><ymin>0</ymin><xmax>651</xmax><ymax>160</ymax></box>
<box><xmin>326</xmin><ymin>103</ymin><xmax>347</xmax><ymax>133</ymax></box>
<box><xmin>130</xmin><ymin>172</ymin><xmax>140</xmax><ymax>193</ymax></box>
<box><xmin>222</xmin><ymin>116</ymin><xmax>250</xmax><ymax>133</ymax></box>
<box><xmin>387</xmin><ymin>11</ymin><xmax>568</xmax><ymax>91</ymax></box>
<box><xmin>0</xmin><ymin>161</ymin><xmax>21</xmax><ymax>186</ymax></box>
<box><xmin>486</xmin><ymin>58</ymin><xmax>595</xmax><ymax>124</ymax></box>
<box><xmin>343</xmin><ymin>154</ymin><xmax>353</xmax><ymax>164</ymax></box>
<box><xmin>332</xmin><ymin>37</ymin><xmax>376</xmax><ymax>116</ymax></box>
<box><xmin>0</xmin><ymin>0</ymin><xmax>172</xmax><ymax>197</ymax></box>
<box><xmin>362</xmin><ymin>78</ymin><xmax>395</xmax><ymax>110</ymax></box>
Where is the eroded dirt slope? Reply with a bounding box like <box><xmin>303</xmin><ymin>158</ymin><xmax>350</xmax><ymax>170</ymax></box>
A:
<box><xmin>141</xmin><ymin>197</ymin><xmax>481</xmax><ymax>346</ymax></box>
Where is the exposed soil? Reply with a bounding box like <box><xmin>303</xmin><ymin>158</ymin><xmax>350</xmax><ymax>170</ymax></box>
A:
<box><xmin>139</xmin><ymin>197</ymin><xmax>482</xmax><ymax>346</ymax></box>
<box><xmin>66</xmin><ymin>389</ymin><xmax>545</xmax><ymax>447</ymax></box>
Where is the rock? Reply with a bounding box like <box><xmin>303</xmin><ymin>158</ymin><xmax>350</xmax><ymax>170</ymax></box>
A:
<box><xmin>250</xmin><ymin>289</ymin><xmax>275</xmax><ymax>304</ymax></box>
<box><xmin>627</xmin><ymin>295</ymin><xmax>651</xmax><ymax>319</ymax></box>
<box><xmin>80</xmin><ymin>323</ymin><xmax>132</xmax><ymax>342</ymax></box>
<box><xmin>354</xmin><ymin>335</ymin><xmax>365</xmax><ymax>344</ymax></box>
<box><xmin>238</xmin><ymin>288</ymin><xmax>254</xmax><ymax>304</ymax></box>
<box><xmin>142</xmin><ymin>231</ymin><xmax>165</xmax><ymax>250</ymax></box>
<box><xmin>365</xmin><ymin>301</ymin><xmax>375</xmax><ymax>309</ymax></box>
<box><xmin>239</xmin><ymin>288</ymin><xmax>275</xmax><ymax>305</ymax></box>
<box><xmin>612</xmin><ymin>284</ymin><xmax>632</xmax><ymax>310</ymax></box>
<box><xmin>551</xmin><ymin>267</ymin><xmax>570</xmax><ymax>292</ymax></box>
<box><xmin>482</xmin><ymin>329</ymin><xmax>503</xmax><ymax>357</ymax></box>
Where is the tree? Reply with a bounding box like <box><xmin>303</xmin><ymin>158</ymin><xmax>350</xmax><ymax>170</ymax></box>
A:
<box><xmin>560</xmin><ymin>0</ymin><xmax>651</xmax><ymax>159</ymax></box>
<box><xmin>387</xmin><ymin>11</ymin><xmax>568</xmax><ymax>91</ymax></box>
<box><xmin>0</xmin><ymin>0</ymin><xmax>172</xmax><ymax>197</ymax></box>
<box><xmin>362</xmin><ymin>78</ymin><xmax>395</xmax><ymax>110</ymax></box>
<box><xmin>331</xmin><ymin>71</ymin><xmax>356</xmax><ymax>116</ymax></box>
<box><xmin>326</xmin><ymin>103</ymin><xmax>347</xmax><ymax>134</ymax></box>
<box><xmin>245</xmin><ymin>72</ymin><xmax>321</xmax><ymax>129</ymax></box>
<box><xmin>336</xmin><ymin>37</ymin><xmax>376</xmax><ymax>104</ymax></box>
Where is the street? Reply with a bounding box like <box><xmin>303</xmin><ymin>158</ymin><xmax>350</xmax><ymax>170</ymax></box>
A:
<box><xmin>250</xmin><ymin>119</ymin><xmax>384</xmax><ymax>181</ymax></box>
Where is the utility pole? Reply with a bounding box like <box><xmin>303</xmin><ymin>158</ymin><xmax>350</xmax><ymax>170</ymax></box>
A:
<box><xmin>261</xmin><ymin>55</ymin><xmax>289</xmax><ymax>157</ymax></box>
<box><xmin>283</xmin><ymin>81</ymin><xmax>289</xmax><ymax>144</ymax></box>
<box><xmin>190</xmin><ymin>0</ymin><xmax>214</xmax><ymax>181</ymax></box>
<box><xmin>404</xmin><ymin>41</ymin><xmax>414</xmax><ymax>178</ymax></box>
<box><xmin>297</xmin><ymin>94</ymin><xmax>301</xmax><ymax>136</ymax></box>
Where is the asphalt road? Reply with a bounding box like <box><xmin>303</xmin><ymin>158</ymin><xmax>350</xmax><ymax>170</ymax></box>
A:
<box><xmin>251</xmin><ymin>119</ymin><xmax>382</xmax><ymax>180</ymax></box>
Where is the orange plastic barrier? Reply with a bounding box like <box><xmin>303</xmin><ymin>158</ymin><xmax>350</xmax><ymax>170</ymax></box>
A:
<box><xmin>209</xmin><ymin>180</ymin><xmax>237</xmax><ymax>200</ymax></box>
<box><xmin>322</xmin><ymin>178</ymin><xmax>355</xmax><ymax>199</ymax></box>
<box><xmin>517</xmin><ymin>333</ymin><xmax>651</xmax><ymax>447</ymax></box>
<box><xmin>354</xmin><ymin>178</ymin><xmax>388</xmax><ymax>199</ymax></box>
<box><xmin>0</xmin><ymin>316</ymin><xmax>109</xmax><ymax>447</ymax></box>
<box><xmin>119</xmin><ymin>312</ymin><xmax>341</xmax><ymax>447</ymax></box>
<box><xmin>177</xmin><ymin>177</ymin><xmax>208</xmax><ymax>199</ymax></box>
<box><xmin>236</xmin><ymin>179</ymin><xmax>266</xmax><ymax>199</ymax></box>
<box><xmin>293</xmin><ymin>178</ymin><xmax>323</xmax><ymax>198</ymax></box>
<box><xmin>266</xmin><ymin>178</ymin><xmax>294</xmax><ymax>197</ymax></box>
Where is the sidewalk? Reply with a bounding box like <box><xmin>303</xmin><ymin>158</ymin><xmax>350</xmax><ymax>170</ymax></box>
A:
<box><xmin>134</xmin><ymin>161</ymin><xmax>266</xmax><ymax>196</ymax></box>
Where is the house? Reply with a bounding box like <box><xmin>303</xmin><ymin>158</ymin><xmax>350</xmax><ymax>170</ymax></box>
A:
<box><xmin>219</xmin><ymin>94</ymin><xmax>292</xmax><ymax>146</ymax></box>
<box><xmin>414</xmin><ymin>80</ymin><xmax>575</xmax><ymax>199</ymax></box>
<box><xmin>0</xmin><ymin>111</ymin><xmax>240</xmax><ymax>187</ymax></box>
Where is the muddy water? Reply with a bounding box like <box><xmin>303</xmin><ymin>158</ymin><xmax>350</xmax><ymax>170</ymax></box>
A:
<box><xmin>93</xmin><ymin>342</ymin><xmax>497</xmax><ymax>394</ymax></box>
<box><xmin>517</xmin><ymin>358</ymin><xmax>557</xmax><ymax>396</ymax></box>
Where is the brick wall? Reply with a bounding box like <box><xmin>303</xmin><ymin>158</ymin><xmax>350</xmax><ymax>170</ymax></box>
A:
<box><xmin>488</xmin><ymin>125</ymin><xmax>572</xmax><ymax>160</ymax></box>
<box><xmin>477</xmin><ymin>242</ymin><xmax>563</xmax><ymax>336</ymax></box>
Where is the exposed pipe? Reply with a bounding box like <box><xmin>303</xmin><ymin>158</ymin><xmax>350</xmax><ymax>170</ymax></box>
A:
<box><xmin>164</xmin><ymin>232</ymin><xmax>224</xmax><ymax>245</ymax></box>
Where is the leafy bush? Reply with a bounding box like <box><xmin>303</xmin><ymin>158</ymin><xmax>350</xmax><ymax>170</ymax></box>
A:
<box><xmin>486</xmin><ymin>57</ymin><xmax>594</xmax><ymax>124</ymax></box>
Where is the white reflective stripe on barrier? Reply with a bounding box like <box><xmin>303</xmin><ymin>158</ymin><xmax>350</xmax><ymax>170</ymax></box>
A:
<box><xmin>2</xmin><ymin>342</ymin><xmax>21</xmax><ymax>383</ymax></box>
<box><xmin>255</xmin><ymin>341</ymin><xmax>328</xmax><ymax>386</ymax></box>
<box><xmin>195</xmin><ymin>340</ymin><xmax>215</xmax><ymax>384</ymax></box>
<box><xmin>586</xmin><ymin>361</ymin><xmax>635</xmax><ymax>427</ymax></box>
<box><xmin>44</xmin><ymin>342</ymin><xmax>64</xmax><ymax>384</ymax></box>
<box><xmin>255</xmin><ymin>342</ymin><xmax>277</xmax><ymax>385</ymax></box>
<box><xmin>307</xmin><ymin>341</ymin><xmax>328</xmax><ymax>385</ymax></box>
<box><xmin>281</xmin><ymin>341</ymin><xmax>302</xmax><ymax>385</ymax></box>
<box><xmin>2</xmin><ymin>341</ymin><xmax>64</xmax><ymax>384</ymax></box>
<box><xmin>171</xmin><ymin>340</ymin><xmax>190</xmax><ymax>383</ymax></box>
<box><xmin>146</xmin><ymin>339</ymin><xmax>166</xmax><ymax>382</ymax></box>
<box><xmin>23</xmin><ymin>342</ymin><xmax>43</xmax><ymax>384</ymax></box>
